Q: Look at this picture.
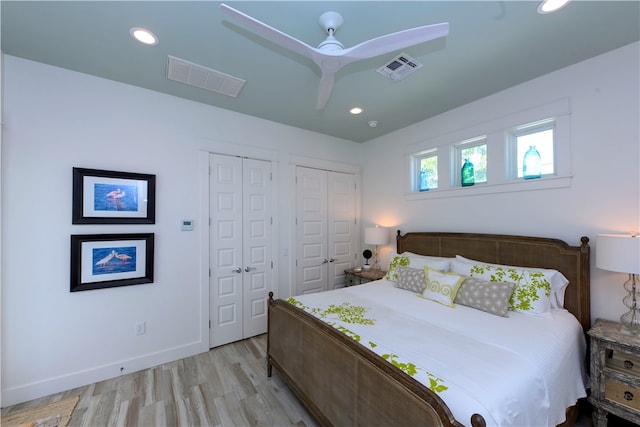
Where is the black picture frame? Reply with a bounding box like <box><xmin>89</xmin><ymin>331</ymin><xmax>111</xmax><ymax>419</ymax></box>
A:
<box><xmin>72</xmin><ymin>167</ymin><xmax>156</xmax><ymax>224</ymax></box>
<box><xmin>70</xmin><ymin>233</ymin><xmax>155</xmax><ymax>292</ymax></box>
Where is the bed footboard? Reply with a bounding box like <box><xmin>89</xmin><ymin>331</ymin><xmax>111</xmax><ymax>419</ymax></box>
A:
<box><xmin>267</xmin><ymin>292</ymin><xmax>484</xmax><ymax>427</ymax></box>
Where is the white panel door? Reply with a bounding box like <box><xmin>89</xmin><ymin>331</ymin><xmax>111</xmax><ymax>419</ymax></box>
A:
<box><xmin>210</xmin><ymin>154</ymin><xmax>271</xmax><ymax>348</ymax></box>
<box><xmin>296</xmin><ymin>167</ymin><xmax>328</xmax><ymax>295</ymax></box>
<box><xmin>210</xmin><ymin>154</ymin><xmax>243</xmax><ymax>347</ymax></box>
<box><xmin>327</xmin><ymin>172</ymin><xmax>356</xmax><ymax>290</ymax></box>
<box><xmin>242</xmin><ymin>159</ymin><xmax>272</xmax><ymax>338</ymax></box>
<box><xmin>295</xmin><ymin>167</ymin><xmax>356</xmax><ymax>295</ymax></box>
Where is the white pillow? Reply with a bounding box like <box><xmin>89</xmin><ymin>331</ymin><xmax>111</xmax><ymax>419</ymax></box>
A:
<box><xmin>420</xmin><ymin>267</ymin><xmax>465</xmax><ymax>307</ymax></box>
<box><xmin>454</xmin><ymin>255</ymin><xmax>569</xmax><ymax>310</ymax></box>
<box><xmin>386</xmin><ymin>251</ymin><xmax>451</xmax><ymax>282</ymax></box>
<box><xmin>403</xmin><ymin>252</ymin><xmax>453</xmax><ymax>265</ymax></box>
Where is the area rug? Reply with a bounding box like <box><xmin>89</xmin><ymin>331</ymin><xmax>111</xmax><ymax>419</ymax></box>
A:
<box><xmin>1</xmin><ymin>396</ymin><xmax>79</xmax><ymax>427</ymax></box>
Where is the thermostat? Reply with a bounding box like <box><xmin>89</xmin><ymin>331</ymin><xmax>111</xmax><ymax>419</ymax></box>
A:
<box><xmin>180</xmin><ymin>219</ymin><xmax>194</xmax><ymax>231</ymax></box>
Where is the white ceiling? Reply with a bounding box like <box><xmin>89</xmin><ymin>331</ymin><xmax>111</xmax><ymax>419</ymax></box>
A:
<box><xmin>2</xmin><ymin>1</ymin><xmax>638</xmax><ymax>142</ymax></box>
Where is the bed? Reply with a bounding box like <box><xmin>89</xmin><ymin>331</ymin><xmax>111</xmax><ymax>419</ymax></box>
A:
<box><xmin>267</xmin><ymin>231</ymin><xmax>591</xmax><ymax>427</ymax></box>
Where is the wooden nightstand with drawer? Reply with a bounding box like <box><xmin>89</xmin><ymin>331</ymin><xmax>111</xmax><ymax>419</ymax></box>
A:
<box><xmin>588</xmin><ymin>318</ymin><xmax>640</xmax><ymax>426</ymax></box>
<box><xmin>344</xmin><ymin>268</ymin><xmax>386</xmax><ymax>286</ymax></box>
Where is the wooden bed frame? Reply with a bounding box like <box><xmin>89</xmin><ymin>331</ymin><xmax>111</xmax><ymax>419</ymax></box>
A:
<box><xmin>267</xmin><ymin>231</ymin><xmax>591</xmax><ymax>427</ymax></box>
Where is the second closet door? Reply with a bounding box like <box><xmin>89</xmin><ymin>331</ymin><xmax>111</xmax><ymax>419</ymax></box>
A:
<box><xmin>209</xmin><ymin>154</ymin><xmax>272</xmax><ymax>348</ymax></box>
<box><xmin>296</xmin><ymin>166</ymin><xmax>356</xmax><ymax>295</ymax></box>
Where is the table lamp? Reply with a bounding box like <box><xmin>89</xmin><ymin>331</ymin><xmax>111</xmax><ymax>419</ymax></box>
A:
<box><xmin>596</xmin><ymin>232</ymin><xmax>640</xmax><ymax>334</ymax></box>
<box><xmin>365</xmin><ymin>226</ymin><xmax>388</xmax><ymax>271</ymax></box>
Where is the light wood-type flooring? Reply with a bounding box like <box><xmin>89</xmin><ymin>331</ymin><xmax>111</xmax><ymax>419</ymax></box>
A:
<box><xmin>2</xmin><ymin>333</ymin><xmax>611</xmax><ymax>427</ymax></box>
<box><xmin>1</xmin><ymin>335</ymin><xmax>318</xmax><ymax>427</ymax></box>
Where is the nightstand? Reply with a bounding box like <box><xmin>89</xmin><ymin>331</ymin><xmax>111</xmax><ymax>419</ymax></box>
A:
<box><xmin>344</xmin><ymin>268</ymin><xmax>386</xmax><ymax>286</ymax></box>
<box><xmin>588</xmin><ymin>318</ymin><xmax>640</xmax><ymax>427</ymax></box>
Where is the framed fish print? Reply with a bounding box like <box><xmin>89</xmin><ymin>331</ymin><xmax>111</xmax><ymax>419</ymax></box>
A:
<box><xmin>70</xmin><ymin>233</ymin><xmax>154</xmax><ymax>292</ymax></box>
<box><xmin>72</xmin><ymin>167</ymin><xmax>156</xmax><ymax>224</ymax></box>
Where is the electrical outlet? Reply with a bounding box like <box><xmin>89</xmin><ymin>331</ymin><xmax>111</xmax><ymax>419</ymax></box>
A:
<box><xmin>135</xmin><ymin>321</ymin><xmax>145</xmax><ymax>335</ymax></box>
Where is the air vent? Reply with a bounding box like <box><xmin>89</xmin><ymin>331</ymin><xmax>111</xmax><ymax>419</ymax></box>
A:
<box><xmin>167</xmin><ymin>55</ymin><xmax>246</xmax><ymax>98</ymax></box>
<box><xmin>376</xmin><ymin>52</ymin><xmax>423</xmax><ymax>81</ymax></box>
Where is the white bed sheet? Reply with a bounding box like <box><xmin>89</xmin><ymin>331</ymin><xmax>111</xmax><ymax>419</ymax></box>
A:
<box><xmin>291</xmin><ymin>279</ymin><xmax>588</xmax><ymax>427</ymax></box>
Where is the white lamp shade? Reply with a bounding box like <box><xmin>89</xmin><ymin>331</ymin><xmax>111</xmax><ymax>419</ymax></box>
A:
<box><xmin>596</xmin><ymin>234</ymin><xmax>640</xmax><ymax>274</ymax></box>
<box><xmin>365</xmin><ymin>227</ymin><xmax>388</xmax><ymax>245</ymax></box>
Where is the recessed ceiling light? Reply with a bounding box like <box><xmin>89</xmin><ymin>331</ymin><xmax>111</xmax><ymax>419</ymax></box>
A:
<box><xmin>130</xmin><ymin>27</ymin><xmax>159</xmax><ymax>45</ymax></box>
<box><xmin>350</xmin><ymin>107</ymin><xmax>363</xmax><ymax>115</ymax></box>
<box><xmin>537</xmin><ymin>0</ymin><xmax>571</xmax><ymax>14</ymax></box>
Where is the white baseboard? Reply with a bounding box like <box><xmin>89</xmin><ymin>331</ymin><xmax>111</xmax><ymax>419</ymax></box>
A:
<box><xmin>1</xmin><ymin>340</ymin><xmax>208</xmax><ymax>407</ymax></box>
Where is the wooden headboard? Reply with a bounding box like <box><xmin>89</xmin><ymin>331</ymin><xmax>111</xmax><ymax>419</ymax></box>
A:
<box><xmin>396</xmin><ymin>231</ymin><xmax>591</xmax><ymax>331</ymax></box>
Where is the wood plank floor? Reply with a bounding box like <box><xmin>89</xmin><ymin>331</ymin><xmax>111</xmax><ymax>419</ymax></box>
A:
<box><xmin>1</xmin><ymin>335</ymin><xmax>319</xmax><ymax>427</ymax></box>
<box><xmin>3</xmin><ymin>333</ymin><xmax>608</xmax><ymax>427</ymax></box>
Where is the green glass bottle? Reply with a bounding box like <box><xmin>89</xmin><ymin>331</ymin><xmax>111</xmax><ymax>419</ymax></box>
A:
<box><xmin>461</xmin><ymin>158</ymin><xmax>475</xmax><ymax>186</ymax></box>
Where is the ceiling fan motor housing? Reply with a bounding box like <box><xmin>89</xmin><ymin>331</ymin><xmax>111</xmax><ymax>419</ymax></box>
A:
<box><xmin>319</xmin><ymin>11</ymin><xmax>343</xmax><ymax>34</ymax></box>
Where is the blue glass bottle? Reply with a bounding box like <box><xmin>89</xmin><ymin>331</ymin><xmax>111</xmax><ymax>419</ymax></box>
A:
<box><xmin>419</xmin><ymin>167</ymin><xmax>429</xmax><ymax>192</ymax></box>
<box><xmin>523</xmin><ymin>146</ymin><xmax>541</xmax><ymax>179</ymax></box>
<box><xmin>461</xmin><ymin>158</ymin><xmax>475</xmax><ymax>186</ymax></box>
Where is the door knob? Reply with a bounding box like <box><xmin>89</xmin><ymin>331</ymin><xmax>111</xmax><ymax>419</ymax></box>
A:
<box><xmin>322</xmin><ymin>259</ymin><xmax>329</xmax><ymax>264</ymax></box>
<box><xmin>244</xmin><ymin>266</ymin><xmax>257</xmax><ymax>272</ymax></box>
<box><xmin>232</xmin><ymin>267</ymin><xmax>242</xmax><ymax>273</ymax></box>
<box><xmin>329</xmin><ymin>258</ymin><xmax>336</xmax><ymax>263</ymax></box>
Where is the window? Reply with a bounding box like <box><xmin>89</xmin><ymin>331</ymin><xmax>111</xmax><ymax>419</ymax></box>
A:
<box><xmin>413</xmin><ymin>150</ymin><xmax>438</xmax><ymax>191</ymax></box>
<box><xmin>509</xmin><ymin>120</ymin><xmax>555</xmax><ymax>180</ymax></box>
<box><xmin>455</xmin><ymin>137</ymin><xmax>487</xmax><ymax>186</ymax></box>
<box><xmin>406</xmin><ymin>99</ymin><xmax>570</xmax><ymax>199</ymax></box>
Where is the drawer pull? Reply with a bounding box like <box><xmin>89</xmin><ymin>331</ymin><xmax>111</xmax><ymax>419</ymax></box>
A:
<box><xmin>624</xmin><ymin>359</ymin><xmax>634</xmax><ymax>369</ymax></box>
<box><xmin>624</xmin><ymin>391</ymin><xmax>634</xmax><ymax>401</ymax></box>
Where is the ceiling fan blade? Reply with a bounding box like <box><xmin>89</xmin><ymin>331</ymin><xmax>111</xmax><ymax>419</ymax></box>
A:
<box><xmin>220</xmin><ymin>3</ymin><xmax>317</xmax><ymax>60</ymax></box>
<box><xmin>316</xmin><ymin>71</ymin><xmax>336</xmax><ymax>110</ymax></box>
<box><xmin>341</xmin><ymin>22</ymin><xmax>450</xmax><ymax>62</ymax></box>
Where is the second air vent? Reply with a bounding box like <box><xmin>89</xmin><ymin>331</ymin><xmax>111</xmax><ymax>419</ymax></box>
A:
<box><xmin>377</xmin><ymin>52</ymin><xmax>423</xmax><ymax>81</ymax></box>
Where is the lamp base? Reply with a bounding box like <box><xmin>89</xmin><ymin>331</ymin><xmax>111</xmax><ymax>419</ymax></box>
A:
<box><xmin>620</xmin><ymin>273</ymin><xmax>640</xmax><ymax>335</ymax></box>
<box><xmin>620</xmin><ymin>309</ymin><xmax>640</xmax><ymax>335</ymax></box>
<box><xmin>372</xmin><ymin>245</ymin><xmax>381</xmax><ymax>270</ymax></box>
<box><xmin>620</xmin><ymin>323</ymin><xmax>640</xmax><ymax>335</ymax></box>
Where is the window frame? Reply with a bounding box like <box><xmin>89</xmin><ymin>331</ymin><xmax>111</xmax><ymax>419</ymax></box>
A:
<box><xmin>411</xmin><ymin>148</ymin><xmax>438</xmax><ymax>192</ymax></box>
<box><xmin>453</xmin><ymin>136</ymin><xmax>488</xmax><ymax>187</ymax></box>
<box><xmin>507</xmin><ymin>119</ymin><xmax>556</xmax><ymax>181</ymax></box>
<box><xmin>405</xmin><ymin>98</ymin><xmax>572</xmax><ymax>200</ymax></box>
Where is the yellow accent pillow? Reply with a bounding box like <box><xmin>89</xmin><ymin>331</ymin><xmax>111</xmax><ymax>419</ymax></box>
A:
<box><xmin>421</xmin><ymin>267</ymin><xmax>465</xmax><ymax>307</ymax></box>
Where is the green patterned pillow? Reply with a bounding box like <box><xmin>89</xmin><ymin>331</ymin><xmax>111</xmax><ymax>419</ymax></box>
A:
<box><xmin>420</xmin><ymin>267</ymin><xmax>465</xmax><ymax>307</ymax></box>
<box><xmin>454</xmin><ymin>277</ymin><xmax>516</xmax><ymax>317</ymax></box>
<box><xmin>450</xmin><ymin>259</ymin><xmax>552</xmax><ymax>315</ymax></box>
<box><xmin>386</xmin><ymin>254</ymin><xmax>411</xmax><ymax>282</ymax></box>
<box><xmin>455</xmin><ymin>255</ymin><xmax>569</xmax><ymax>310</ymax></box>
<box><xmin>395</xmin><ymin>266</ymin><xmax>426</xmax><ymax>293</ymax></box>
<box><xmin>386</xmin><ymin>252</ymin><xmax>451</xmax><ymax>282</ymax></box>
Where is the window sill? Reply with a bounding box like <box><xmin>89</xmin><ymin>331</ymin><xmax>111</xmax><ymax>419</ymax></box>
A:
<box><xmin>405</xmin><ymin>175</ymin><xmax>572</xmax><ymax>200</ymax></box>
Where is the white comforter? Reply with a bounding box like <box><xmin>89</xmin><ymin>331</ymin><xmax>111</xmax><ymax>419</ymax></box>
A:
<box><xmin>290</xmin><ymin>279</ymin><xmax>588</xmax><ymax>427</ymax></box>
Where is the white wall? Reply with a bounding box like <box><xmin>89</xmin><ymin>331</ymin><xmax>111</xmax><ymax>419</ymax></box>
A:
<box><xmin>361</xmin><ymin>42</ymin><xmax>640</xmax><ymax>326</ymax></box>
<box><xmin>2</xmin><ymin>41</ymin><xmax>638</xmax><ymax>407</ymax></box>
<box><xmin>0</xmin><ymin>55</ymin><xmax>362</xmax><ymax>406</ymax></box>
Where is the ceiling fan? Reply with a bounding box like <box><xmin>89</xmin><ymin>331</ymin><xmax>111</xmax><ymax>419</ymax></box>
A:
<box><xmin>219</xmin><ymin>3</ymin><xmax>449</xmax><ymax>110</ymax></box>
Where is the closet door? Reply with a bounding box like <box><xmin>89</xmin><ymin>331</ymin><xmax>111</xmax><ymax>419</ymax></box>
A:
<box><xmin>209</xmin><ymin>154</ymin><xmax>271</xmax><ymax>348</ymax></box>
<box><xmin>327</xmin><ymin>172</ymin><xmax>356</xmax><ymax>290</ymax></box>
<box><xmin>241</xmin><ymin>159</ymin><xmax>272</xmax><ymax>338</ymax></box>
<box><xmin>295</xmin><ymin>167</ymin><xmax>356</xmax><ymax>295</ymax></box>
<box><xmin>210</xmin><ymin>154</ymin><xmax>243</xmax><ymax>347</ymax></box>
<box><xmin>296</xmin><ymin>167</ymin><xmax>328</xmax><ymax>295</ymax></box>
